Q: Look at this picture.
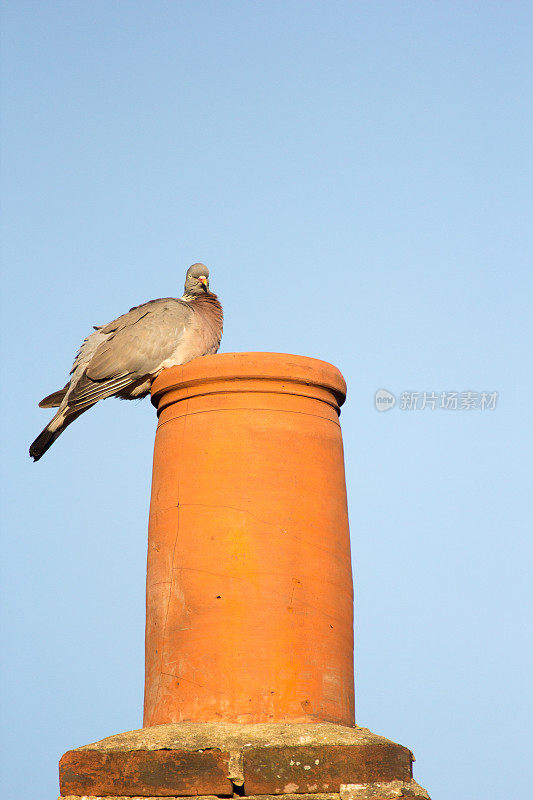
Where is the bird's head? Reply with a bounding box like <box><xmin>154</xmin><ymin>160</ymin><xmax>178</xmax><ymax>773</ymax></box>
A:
<box><xmin>184</xmin><ymin>263</ymin><xmax>210</xmax><ymax>296</ymax></box>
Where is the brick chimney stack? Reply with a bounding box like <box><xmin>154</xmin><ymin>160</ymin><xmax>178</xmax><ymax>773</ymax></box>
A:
<box><xmin>59</xmin><ymin>353</ymin><xmax>431</xmax><ymax>800</ymax></box>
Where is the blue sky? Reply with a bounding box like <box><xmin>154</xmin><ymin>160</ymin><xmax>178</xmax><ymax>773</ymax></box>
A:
<box><xmin>1</xmin><ymin>2</ymin><xmax>532</xmax><ymax>798</ymax></box>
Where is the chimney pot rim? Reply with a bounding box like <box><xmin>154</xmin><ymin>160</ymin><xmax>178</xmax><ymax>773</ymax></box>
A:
<box><xmin>150</xmin><ymin>352</ymin><xmax>347</xmax><ymax>409</ymax></box>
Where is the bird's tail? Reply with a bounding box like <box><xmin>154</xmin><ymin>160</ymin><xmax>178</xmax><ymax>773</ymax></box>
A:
<box><xmin>38</xmin><ymin>385</ymin><xmax>69</xmax><ymax>408</ymax></box>
<box><xmin>29</xmin><ymin>406</ymin><xmax>88</xmax><ymax>461</ymax></box>
<box><xmin>29</xmin><ymin>423</ymin><xmax>64</xmax><ymax>461</ymax></box>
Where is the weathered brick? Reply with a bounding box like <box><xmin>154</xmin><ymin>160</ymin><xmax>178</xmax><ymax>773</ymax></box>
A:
<box><xmin>59</xmin><ymin>797</ymin><xmax>223</xmax><ymax>800</ymax></box>
<box><xmin>339</xmin><ymin>777</ymin><xmax>431</xmax><ymax>800</ymax></box>
<box><xmin>59</xmin><ymin>748</ymin><xmax>233</xmax><ymax>797</ymax></box>
<box><xmin>59</xmin><ymin>796</ymin><xmax>340</xmax><ymax>800</ymax></box>
<box><xmin>243</xmin><ymin>744</ymin><xmax>413</xmax><ymax>795</ymax></box>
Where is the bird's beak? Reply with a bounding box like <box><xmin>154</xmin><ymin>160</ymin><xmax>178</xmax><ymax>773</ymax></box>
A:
<box><xmin>198</xmin><ymin>276</ymin><xmax>208</xmax><ymax>288</ymax></box>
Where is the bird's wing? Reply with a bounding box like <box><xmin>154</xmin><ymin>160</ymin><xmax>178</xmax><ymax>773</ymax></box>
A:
<box><xmin>96</xmin><ymin>297</ymin><xmax>178</xmax><ymax>336</ymax></box>
<box><xmin>67</xmin><ymin>299</ymin><xmax>192</xmax><ymax>407</ymax></box>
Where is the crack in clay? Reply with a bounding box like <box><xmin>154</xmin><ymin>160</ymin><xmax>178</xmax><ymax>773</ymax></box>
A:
<box><xmin>155</xmin><ymin>501</ymin><xmax>351</xmax><ymax>568</ymax></box>
<box><xmin>156</xmin><ymin>402</ymin><xmax>342</xmax><ymax>431</ymax></box>
<box><xmin>160</xmin><ymin>671</ymin><xmax>227</xmax><ymax>696</ymax></box>
<box><xmin>164</xmin><ymin>564</ymin><xmax>348</xmax><ymax>625</ymax></box>
<box><xmin>152</xmin><ymin>402</ymin><xmax>189</xmax><ymax>718</ymax></box>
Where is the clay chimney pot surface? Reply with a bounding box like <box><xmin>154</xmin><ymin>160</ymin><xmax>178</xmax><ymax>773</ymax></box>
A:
<box><xmin>144</xmin><ymin>352</ymin><xmax>354</xmax><ymax>727</ymax></box>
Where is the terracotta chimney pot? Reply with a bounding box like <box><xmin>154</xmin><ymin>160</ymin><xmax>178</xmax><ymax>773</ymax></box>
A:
<box><xmin>144</xmin><ymin>352</ymin><xmax>354</xmax><ymax>727</ymax></box>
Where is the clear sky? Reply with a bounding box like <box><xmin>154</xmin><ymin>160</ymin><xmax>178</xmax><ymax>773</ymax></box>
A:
<box><xmin>1</xmin><ymin>2</ymin><xmax>531</xmax><ymax>798</ymax></box>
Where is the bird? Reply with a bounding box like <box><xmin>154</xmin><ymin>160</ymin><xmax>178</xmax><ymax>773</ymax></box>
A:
<box><xmin>29</xmin><ymin>263</ymin><xmax>223</xmax><ymax>461</ymax></box>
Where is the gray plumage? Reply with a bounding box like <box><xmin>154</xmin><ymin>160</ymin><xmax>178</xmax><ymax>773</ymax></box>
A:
<box><xmin>30</xmin><ymin>263</ymin><xmax>223</xmax><ymax>461</ymax></box>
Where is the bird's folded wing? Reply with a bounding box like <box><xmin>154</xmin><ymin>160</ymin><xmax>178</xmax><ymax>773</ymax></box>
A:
<box><xmin>67</xmin><ymin>300</ymin><xmax>192</xmax><ymax>407</ymax></box>
<box><xmin>97</xmin><ymin>297</ymin><xmax>180</xmax><ymax>335</ymax></box>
